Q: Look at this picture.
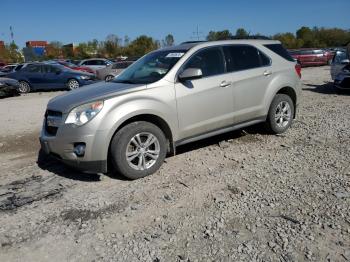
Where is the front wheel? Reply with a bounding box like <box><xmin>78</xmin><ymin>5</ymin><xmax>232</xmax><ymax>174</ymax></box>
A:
<box><xmin>265</xmin><ymin>94</ymin><xmax>294</xmax><ymax>134</ymax></box>
<box><xmin>18</xmin><ymin>81</ymin><xmax>31</xmax><ymax>93</ymax></box>
<box><xmin>67</xmin><ymin>79</ymin><xmax>80</xmax><ymax>90</ymax></box>
<box><xmin>110</xmin><ymin>121</ymin><xmax>167</xmax><ymax>180</ymax></box>
<box><xmin>105</xmin><ymin>75</ymin><xmax>114</xmax><ymax>82</ymax></box>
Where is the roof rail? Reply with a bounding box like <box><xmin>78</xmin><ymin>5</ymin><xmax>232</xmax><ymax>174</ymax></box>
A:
<box><xmin>180</xmin><ymin>41</ymin><xmax>207</xmax><ymax>45</ymax></box>
<box><xmin>230</xmin><ymin>35</ymin><xmax>271</xmax><ymax>40</ymax></box>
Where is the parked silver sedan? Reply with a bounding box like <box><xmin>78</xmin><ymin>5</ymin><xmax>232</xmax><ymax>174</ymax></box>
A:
<box><xmin>96</xmin><ymin>61</ymin><xmax>134</xmax><ymax>81</ymax></box>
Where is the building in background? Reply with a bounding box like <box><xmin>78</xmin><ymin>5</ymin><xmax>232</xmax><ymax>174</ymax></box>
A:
<box><xmin>23</xmin><ymin>40</ymin><xmax>47</xmax><ymax>61</ymax></box>
<box><xmin>25</xmin><ymin>41</ymin><xmax>48</xmax><ymax>56</ymax></box>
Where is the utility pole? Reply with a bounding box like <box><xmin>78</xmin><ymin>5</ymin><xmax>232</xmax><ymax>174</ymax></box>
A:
<box><xmin>9</xmin><ymin>26</ymin><xmax>14</xmax><ymax>43</ymax></box>
<box><xmin>191</xmin><ymin>25</ymin><xmax>204</xmax><ymax>41</ymax></box>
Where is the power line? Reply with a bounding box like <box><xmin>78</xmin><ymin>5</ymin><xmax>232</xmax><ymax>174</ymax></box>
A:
<box><xmin>190</xmin><ymin>25</ymin><xmax>204</xmax><ymax>41</ymax></box>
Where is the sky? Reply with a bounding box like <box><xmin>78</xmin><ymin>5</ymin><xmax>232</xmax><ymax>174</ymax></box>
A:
<box><xmin>0</xmin><ymin>0</ymin><xmax>349</xmax><ymax>47</ymax></box>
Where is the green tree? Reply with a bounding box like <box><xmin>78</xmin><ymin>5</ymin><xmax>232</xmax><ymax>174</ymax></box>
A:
<box><xmin>206</xmin><ymin>30</ymin><xmax>232</xmax><ymax>41</ymax></box>
<box><xmin>163</xmin><ymin>34</ymin><xmax>174</xmax><ymax>47</ymax></box>
<box><xmin>0</xmin><ymin>42</ymin><xmax>24</xmax><ymax>63</ymax></box>
<box><xmin>296</xmin><ymin>26</ymin><xmax>315</xmax><ymax>47</ymax></box>
<box><xmin>126</xmin><ymin>35</ymin><xmax>159</xmax><ymax>56</ymax></box>
<box><xmin>273</xmin><ymin>32</ymin><xmax>303</xmax><ymax>49</ymax></box>
<box><xmin>235</xmin><ymin>28</ymin><xmax>249</xmax><ymax>39</ymax></box>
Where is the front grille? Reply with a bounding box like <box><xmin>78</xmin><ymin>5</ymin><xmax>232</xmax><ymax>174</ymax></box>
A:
<box><xmin>45</xmin><ymin>110</ymin><xmax>62</xmax><ymax>136</ymax></box>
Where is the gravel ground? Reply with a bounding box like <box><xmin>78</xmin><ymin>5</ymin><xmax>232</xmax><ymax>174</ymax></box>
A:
<box><xmin>0</xmin><ymin>66</ymin><xmax>349</xmax><ymax>262</ymax></box>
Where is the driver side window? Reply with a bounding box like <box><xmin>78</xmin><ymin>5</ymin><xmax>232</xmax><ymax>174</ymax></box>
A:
<box><xmin>183</xmin><ymin>47</ymin><xmax>225</xmax><ymax>78</ymax></box>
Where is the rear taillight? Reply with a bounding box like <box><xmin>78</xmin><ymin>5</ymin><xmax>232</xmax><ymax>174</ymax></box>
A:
<box><xmin>295</xmin><ymin>63</ymin><xmax>301</xmax><ymax>78</ymax></box>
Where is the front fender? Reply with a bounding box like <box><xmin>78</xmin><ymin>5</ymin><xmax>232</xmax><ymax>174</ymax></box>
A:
<box><xmin>97</xmin><ymin>89</ymin><xmax>178</xmax><ymax>160</ymax></box>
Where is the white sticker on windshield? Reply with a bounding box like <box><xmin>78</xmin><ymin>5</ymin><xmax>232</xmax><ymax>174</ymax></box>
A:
<box><xmin>166</xmin><ymin>52</ymin><xmax>184</xmax><ymax>58</ymax></box>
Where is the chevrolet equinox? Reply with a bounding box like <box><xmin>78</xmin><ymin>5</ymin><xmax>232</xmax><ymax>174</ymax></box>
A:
<box><xmin>40</xmin><ymin>40</ymin><xmax>301</xmax><ymax>179</ymax></box>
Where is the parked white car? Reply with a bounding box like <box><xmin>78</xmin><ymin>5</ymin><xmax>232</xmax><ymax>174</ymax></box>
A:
<box><xmin>78</xmin><ymin>58</ymin><xmax>113</xmax><ymax>72</ymax></box>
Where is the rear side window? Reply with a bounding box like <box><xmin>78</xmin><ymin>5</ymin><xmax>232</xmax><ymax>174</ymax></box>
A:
<box><xmin>184</xmin><ymin>47</ymin><xmax>225</xmax><ymax>77</ymax></box>
<box><xmin>25</xmin><ymin>64</ymin><xmax>41</xmax><ymax>73</ymax></box>
<box><xmin>223</xmin><ymin>45</ymin><xmax>263</xmax><ymax>72</ymax></box>
<box><xmin>264</xmin><ymin>44</ymin><xmax>295</xmax><ymax>62</ymax></box>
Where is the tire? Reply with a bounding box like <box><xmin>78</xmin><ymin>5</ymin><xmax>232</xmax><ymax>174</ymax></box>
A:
<box><xmin>265</xmin><ymin>94</ymin><xmax>294</xmax><ymax>134</ymax></box>
<box><xmin>110</xmin><ymin>121</ymin><xmax>167</xmax><ymax>180</ymax></box>
<box><xmin>18</xmin><ymin>81</ymin><xmax>31</xmax><ymax>93</ymax></box>
<box><xmin>327</xmin><ymin>59</ymin><xmax>332</xmax><ymax>65</ymax></box>
<box><xmin>105</xmin><ymin>75</ymin><xmax>114</xmax><ymax>82</ymax></box>
<box><xmin>67</xmin><ymin>79</ymin><xmax>80</xmax><ymax>90</ymax></box>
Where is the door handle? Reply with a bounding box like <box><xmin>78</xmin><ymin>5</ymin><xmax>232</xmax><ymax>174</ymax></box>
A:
<box><xmin>220</xmin><ymin>81</ymin><xmax>232</xmax><ymax>87</ymax></box>
<box><xmin>263</xmin><ymin>70</ymin><xmax>272</xmax><ymax>76</ymax></box>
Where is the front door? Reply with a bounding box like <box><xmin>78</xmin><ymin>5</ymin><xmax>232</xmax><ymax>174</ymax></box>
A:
<box><xmin>175</xmin><ymin>47</ymin><xmax>234</xmax><ymax>140</ymax></box>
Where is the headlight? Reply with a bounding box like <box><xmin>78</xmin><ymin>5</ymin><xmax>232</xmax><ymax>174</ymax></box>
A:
<box><xmin>65</xmin><ymin>101</ymin><xmax>103</xmax><ymax>126</ymax></box>
<box><xmin>80</xmin><ymin>75</ymin><xmax>91</xmax><ymax>80</ymax></box>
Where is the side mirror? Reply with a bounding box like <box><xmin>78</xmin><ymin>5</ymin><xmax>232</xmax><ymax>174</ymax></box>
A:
<box><xmin>178</xmin><ymin>68</ymin><xmax>203</xmax><ymax>81</ymax></box>
<box><xmin>340</xmin><ymin>59</ymin><xmax>350</xmax><ymax>65</ymax></box>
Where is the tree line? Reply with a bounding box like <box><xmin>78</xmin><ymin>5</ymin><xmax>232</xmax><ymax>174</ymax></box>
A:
<box><xmin>0</xmin><ymin>26</ymin><xmax>349</xmax><ymax>63</ymax></box>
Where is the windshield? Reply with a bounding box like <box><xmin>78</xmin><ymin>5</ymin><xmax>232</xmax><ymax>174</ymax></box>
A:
<box><xmin>112</xmin><ymin>50</ymin><xmax>187</xmax><ymax>84</ymax></box>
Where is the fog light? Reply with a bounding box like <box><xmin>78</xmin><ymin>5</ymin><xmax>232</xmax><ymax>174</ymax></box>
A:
<box><xmin>74</xmin><ymin>143</ymin><xmax>86</xmax><ymax>157</ymax></box>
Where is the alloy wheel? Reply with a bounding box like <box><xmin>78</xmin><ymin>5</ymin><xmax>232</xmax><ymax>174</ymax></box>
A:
<box><xmin>125</xmin><ymin>132</ymin><xmax>160</xmax><ymax>171</ymax></box>
<box><xmin>275</xmin><ymin>101</ymin><xmax>292</xmax><ymax>128</ymax></box>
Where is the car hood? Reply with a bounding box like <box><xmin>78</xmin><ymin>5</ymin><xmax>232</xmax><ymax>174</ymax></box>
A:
<box><xmin>47</xmin><ymin>81</ymin><xmax>146</xmax><ymax>113</ymax></box>
<box><xmin>0</xmin><ymin>77</ymin><xmax>20</xmax><ymax>87</ymax></box>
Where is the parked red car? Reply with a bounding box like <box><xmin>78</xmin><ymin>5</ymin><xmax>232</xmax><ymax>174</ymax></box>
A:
<box><xmin>288</xmin><ymin>49</ymin><xmax>334</xmax><ymax>67</ymax></box>
<box><xmin>56</xmin><ymin>60</ymin><xmax>95</xmax><ymax>74</ymax></box>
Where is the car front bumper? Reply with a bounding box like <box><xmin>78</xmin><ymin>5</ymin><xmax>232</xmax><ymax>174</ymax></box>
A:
<box><xmin>39</xmin><ymin>121</ymin><xmax>109</xmax><ymax>174</ymax></box>
<box><xmin>334</xmin><ymin>73</ymin><xmax>350</xmax><ymax>89</ymax></box>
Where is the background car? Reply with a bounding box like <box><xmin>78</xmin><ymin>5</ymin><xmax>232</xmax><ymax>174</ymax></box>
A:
<box><xmin>331</xmin><ymin>50</ymin><xmax>350</xmax><ymax>80</ymax></box>
<box><xmin>78</xmin><ymin>58</ymin><xmax>113</xmax><ymax>72</ymax></box>
<box><xmin>96</xmin><ymin>61</ymin><xmax>134</xmax><ymax>81</ymax></box>
<box><xmin>0</xmin><ymin>77</ymin><xmax>20</xmax><ymax>98</ymax></box>
<box><xmin>0</xmin><ymin>64</ymin><xmax>18</xmax><ymax>73</ymax></box>
<box><xmin>47</xmin><ymin>60</ymin><xmax>95</xmax><ymax>74</ymax></box>
<box><xmin>6</xmin><ymin>63</ymin><xmax>97</xmax><ymax>93</ymax></box>
<box><xmin>289</xmin><ymin>49</ymin><xmax>333</xmax><ymax>67</ymax></box>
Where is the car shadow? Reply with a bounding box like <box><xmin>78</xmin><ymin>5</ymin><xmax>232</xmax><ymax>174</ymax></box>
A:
<box><xmin>36</xmin><ymin>149</ymin><xmax>128</xmax><ymax>182</ymax></box>
<box><xmin>302</xmin><ymin>82</ymin><xmax>350</xmax><ymax>96</ymax></box>
<box><xmin>36</xmin><ymin>124</ymin><xmax>265</xmax><ymax>182</ymax></box>
<box><xmin>175</xmin><ymin>124</ymin><xmax>264</xmax><ymax>155</ymax></box>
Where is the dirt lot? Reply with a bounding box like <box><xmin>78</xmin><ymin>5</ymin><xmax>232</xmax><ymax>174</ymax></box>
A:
<box><xmin>0</xmin><ymin>66</ymin><xmax>349</xmax><ymax>262</ymax></box>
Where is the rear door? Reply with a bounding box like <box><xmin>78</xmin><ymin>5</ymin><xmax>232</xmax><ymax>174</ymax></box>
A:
<box><xmin>175</xmin><ymin>46</ymin><xmax>234</xmax><ymax>139</ymax></box>
<box><xmin>223</xmin><ymin>45</ymin><xmax>272</xmax><ymax>123</ymax></box>
<box><xmin>43</xmin><ymin>65</ymin><xmax>66</xmax><ymax>89</ymax></box>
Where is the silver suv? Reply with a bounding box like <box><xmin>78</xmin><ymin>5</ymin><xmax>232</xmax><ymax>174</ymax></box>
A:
<box><xmin>40</xmin><ymin>40</ymin><xmax>301</xmax><ymax>179</ymax></box>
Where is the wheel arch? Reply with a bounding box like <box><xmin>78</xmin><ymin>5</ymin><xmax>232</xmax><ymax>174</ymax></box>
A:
<box><xmin>109</xmin><ymin>113</ymin><xmax>175</xmax><ymax>157</ymax></box>
<box><xmin>275</xmin><ymin>86</ymin><xmax>297</xmax><ymax>118</ymax></box>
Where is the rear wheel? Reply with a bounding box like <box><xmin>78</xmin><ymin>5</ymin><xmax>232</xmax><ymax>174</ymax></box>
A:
<box><xmin>18</xmin><ymin>81</ymin><xmax>31</xmax><ymax>93</ymax></box>
<box><xmin>67</xmin><ymin>79</ymin><xmax>80</xmax><ymax>90</ymax></box>
<box><xmin>110</xmin><ymin>121</ymin><xmax>167</xmax><ymax>180</ymax></box>
<box><xmin>265</xmin><ymin>94</ymin><xmax>294</xmax><ymax>134</ymax></box>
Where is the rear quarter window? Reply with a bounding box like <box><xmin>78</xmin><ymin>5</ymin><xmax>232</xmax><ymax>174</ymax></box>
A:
<box><xmin>264</xmin><ymin>44</ymin><xmax>295</xmax><ymax>62</ymax></box>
